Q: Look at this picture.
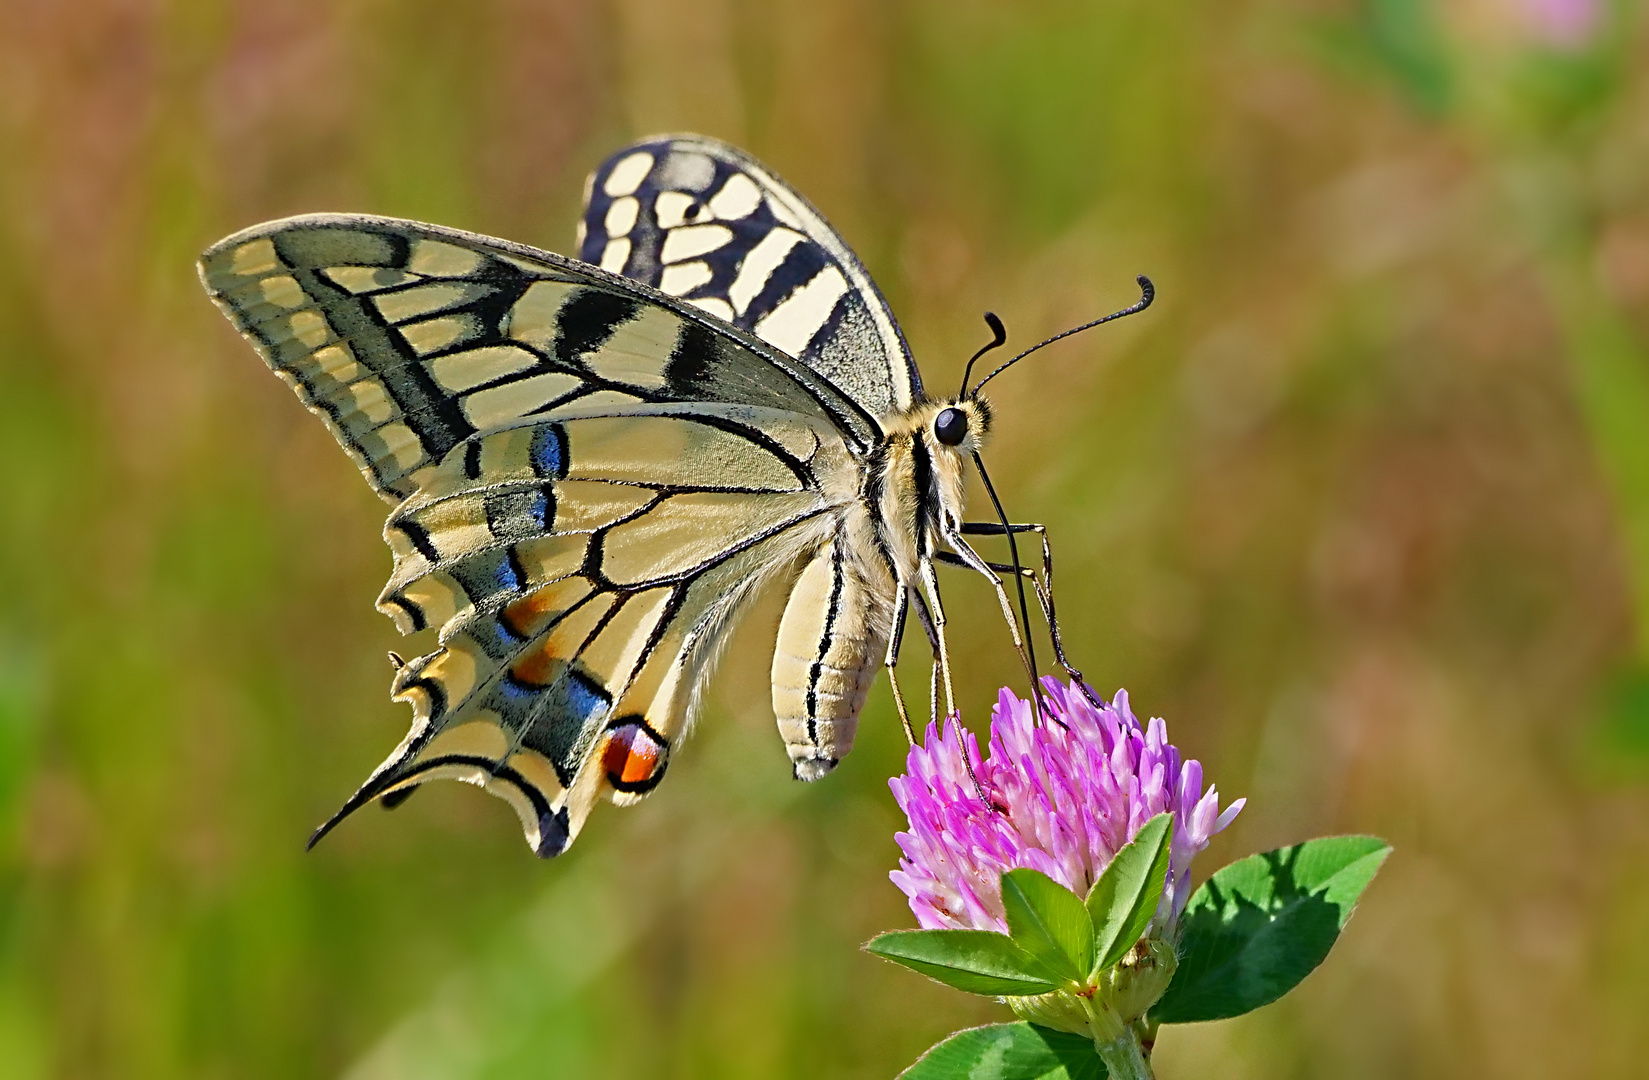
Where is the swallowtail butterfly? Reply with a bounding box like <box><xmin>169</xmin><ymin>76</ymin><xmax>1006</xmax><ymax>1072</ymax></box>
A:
<box><xmin>199</xmin><ymin>134</ymin><xmax>1150</xmax><ymax>856</ymax></box>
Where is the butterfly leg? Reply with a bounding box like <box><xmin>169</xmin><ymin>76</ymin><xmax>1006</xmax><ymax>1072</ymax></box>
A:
<box><xmin>929</xmin><ymin>661</ymin><xmax>940</xmax><ymax>731</ymax></box>
<box><xmin>917</xmin><ymin>559</ymin><xmax>958</xmax><ymax>720</ymax></box>
<box><xmin>934</xmin><ymin>549</ymin><xmax>1056</xmax><ymax>728</ymax></box>
<box><xmin>908</xmin><ymin>571</ymin><xmax>993</xmax><ymax>804</ymax></box>
<box><xmin>958</xmin><ymin>521</ymin><xmax>1106</xmax><ymax>712</ymax></box>
<box><xmin>920</xmin><ymin>557</ymin><xmax>1006</xmax><ymax>803</ymax></box>
<box><xmin>937</xmin><ymin>524</ymin><xmax>1043</xmax><ymax>704</ymax></box>
<box><xmin>888</xmin><ymin>583</ymin><xmax>951</xmax><ymax>743</ymax></box>
<box><xmin>907</xmin><ymin>587</ymin><xmax>943</xmax><ymax>730</ymax></box>
<box><xmin>883</xmin><ymin>588</ymin><xmax>918</xmax><ymax>746</ymax></box>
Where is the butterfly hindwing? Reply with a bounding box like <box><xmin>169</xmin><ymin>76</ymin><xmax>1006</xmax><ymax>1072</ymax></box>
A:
<box><xmin>579</xmin><ymin>134</ymin><xmax>922</xmax><ymax>420</ymax></box>
<box><xmin>327</xmin><ymin>410</ymin><xmax>840</xmax><ymax>855</ymax></box>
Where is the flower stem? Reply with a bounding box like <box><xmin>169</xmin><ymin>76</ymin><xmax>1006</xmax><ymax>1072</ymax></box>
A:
<box><xmin>1093</xmin><ymin>1031</ymin><xmax>1154</xmax><ymax>1080</ymax></box>
<box><xmin>1075</xmin><ymin>996</ymin><xmax>1154</xmax><ymax>1080</ymax></box>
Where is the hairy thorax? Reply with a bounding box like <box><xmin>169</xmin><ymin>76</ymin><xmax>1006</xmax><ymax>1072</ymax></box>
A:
<box><xmin>869</xmin><ymin>397</ymin><xmax>992</xmax><ymax>588</ymax></box>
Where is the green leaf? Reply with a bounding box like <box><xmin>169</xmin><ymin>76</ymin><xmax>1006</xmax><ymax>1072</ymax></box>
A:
<box><xmin>899</xmin><ymin>1022</ymin><xmax>1106</xmax><ymax>1080</ymax></box>
<box><xmin>866</xmin><ymin>930</ymin><xmax>1062</xmax><ymax>997</ymax></box>
<box><xmin>1086</xmin><ymin>812</ymin><xmax>1174</xmax><ymax>975</ymax></box>
<box><xmin>1002</xmin><ymin>868</ymin><xmax>1095</xmax><ymax>983</ymax></box>
<box><xmin>1152</xmin><ymin>835</ymin><xmax>1391</xmax><ymax>1023</ymax></box>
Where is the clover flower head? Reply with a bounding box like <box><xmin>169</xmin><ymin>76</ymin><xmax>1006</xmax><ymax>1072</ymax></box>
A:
<box><xmin>889</xmin><ymin>678</ymin><xmax>1243</xmax><ymax>936</ymax></box>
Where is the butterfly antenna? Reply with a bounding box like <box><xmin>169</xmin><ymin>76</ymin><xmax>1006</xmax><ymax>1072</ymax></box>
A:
<box><xmin>958</xmin><ymin>311</ymin><xmax>1008</xmax><ymax>398</ymax></box>
<box><xmin>969</xmin><ymin>276</ymin><xmax>1154</xmax><ymax>396</ymax></box>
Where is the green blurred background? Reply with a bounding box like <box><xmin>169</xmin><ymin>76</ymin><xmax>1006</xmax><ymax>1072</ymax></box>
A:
<box><xmin>3</xmin><ymin>0</ymin><xmax>1649</xmax><ymax>1076</ymax></box>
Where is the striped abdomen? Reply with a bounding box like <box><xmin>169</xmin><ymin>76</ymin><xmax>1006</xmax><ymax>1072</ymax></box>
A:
<box><xmin>771</xmin><ymin>527</ymin><xmax>892</xmax><ymax>780</ymax></box>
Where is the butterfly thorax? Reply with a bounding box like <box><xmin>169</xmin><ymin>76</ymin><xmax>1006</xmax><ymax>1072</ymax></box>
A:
<box><xmin>866</xmin><ymin>397</ymin><xmax>992</xmax><ymax>587</ymax></box>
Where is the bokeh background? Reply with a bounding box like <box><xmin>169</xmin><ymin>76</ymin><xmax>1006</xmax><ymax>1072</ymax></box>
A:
<box><xmin>3</xmin><ymin>0</ymin><xmax>1649</xmax><ymax>1076</ymax></box>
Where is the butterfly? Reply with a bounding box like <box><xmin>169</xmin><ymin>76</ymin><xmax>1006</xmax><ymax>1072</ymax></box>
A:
<box><xmin>199</xmin><ymin>134</ymin><xmax>1150</xmax><ymax>857</ymax></box>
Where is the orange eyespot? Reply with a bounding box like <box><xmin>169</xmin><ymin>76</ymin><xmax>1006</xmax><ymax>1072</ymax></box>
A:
<box><xmin>602</xmin><ymin>719</ymin><xmax>669</xmax><ymax>793</ymax></box>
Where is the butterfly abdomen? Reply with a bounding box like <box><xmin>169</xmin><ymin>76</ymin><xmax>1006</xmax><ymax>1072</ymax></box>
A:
<box><xmin>771</xmin><ymin>523</ymin><xmax>893</xmax><ymax>780</ymax></box>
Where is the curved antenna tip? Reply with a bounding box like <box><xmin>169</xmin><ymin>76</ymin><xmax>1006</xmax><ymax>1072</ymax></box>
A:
<box><xmin>959</xmin><ymin>311</ymin><xmax>1010</xmax><ymax>396</ymax></box>
<box><xmin>968</xmin><ymin>273</ymin><xmax>1157</xmax><ymax>396</ymax></box>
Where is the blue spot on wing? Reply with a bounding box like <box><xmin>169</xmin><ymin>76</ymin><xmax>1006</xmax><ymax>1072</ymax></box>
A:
<box><xmin>495</xmin><ymin>551</ymin><xmax>522</xmax><ymax>592</ymax></box>
<box><xmin>530</xmin><ymin>424</ymin><xmax>568</xmax><ymax>479</ymax></box>
<box><xmin>517</xmin><ymin>669</ymin><xmax>612</xmax><ymax>785</ymax></box>
<box><xmin>563</xmin><ymin>672</ymin><xmax>609</xmax><ymax>728</ymax></box>
<box><xmin>447</xmin><ymin>550</ymin><xmax>523</xmax><ymax>612</ymax></box>
<box><xmin>500</xmin><ymin>673</ymin><xmax>540</xmax><ymax>705</ymax></box>
<box><xmin>482</xmin><ymin>486</ymin><xmax>555</xmax><ymax>539</ymax></box>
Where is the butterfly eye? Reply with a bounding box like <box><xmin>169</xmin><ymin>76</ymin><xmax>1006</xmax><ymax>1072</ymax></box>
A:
<box><xmin>934</xmin><ymin>407</ymin><xmax>968</xmax><ymax>446</ymax></box>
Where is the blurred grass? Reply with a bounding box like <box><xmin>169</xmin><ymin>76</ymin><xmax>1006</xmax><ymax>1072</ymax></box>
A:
<box><xmin>2</xmin><ymin>0</ymin><xmax>1649</xmax><ymax>1076</ymax></box>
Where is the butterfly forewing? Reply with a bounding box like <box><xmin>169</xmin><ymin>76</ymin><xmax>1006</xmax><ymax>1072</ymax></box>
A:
<box><xmin>199</xmin><ymin>214</ymin><xmax>881</xmax><ymax>502</ymax></box>
<box><xmin>200</xmin><ymin>214</ymin><xmax>877</xmax><ymax>855</ymax></box>
<box><xmin>579</xmin><ymin>134</ymin><xmax>922</xmax><ymax>420</ymax></box>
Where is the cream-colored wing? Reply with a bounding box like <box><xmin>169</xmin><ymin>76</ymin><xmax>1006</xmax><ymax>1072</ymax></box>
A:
<box><xmin>311</xmin><ymin>406</ymin><xmax>854</xmax><ymax>856</ymax></box>
<box><xmin>578</xmin><ymin>135</ymin><xmax>923</xmax><ymax>418</ymax></box>
<box><xmin>199</xmin><ymin>214</ymin><xmax>883</xmax><ymax>503</ymax></box>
